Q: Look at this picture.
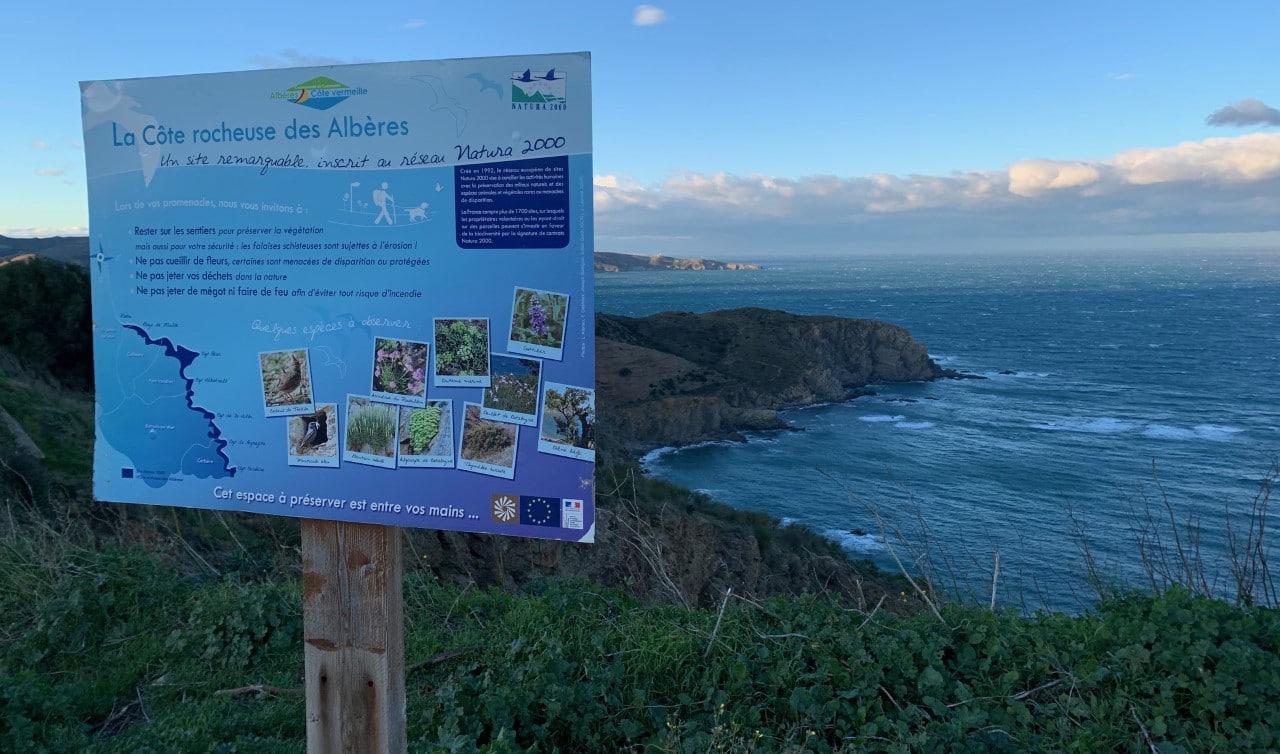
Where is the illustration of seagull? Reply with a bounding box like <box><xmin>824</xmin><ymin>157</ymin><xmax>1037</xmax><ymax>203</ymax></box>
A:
<box><xmin>312</xmin><ymin>344</ymin><xmax>349</xmax><ymax>379</ymax></box>
<box><xmin>465</xmin><ymin>72</ymin><xmax>503</xmax><ymax>99</ymax></box>
<box><xmin>512</xmin><ymin>69</ymin><xmax>534</xmax><ymax>83</ymax></box>
<box><xmin>410</xmin><ymin>74</ymin><xmax>468</xmax><ymax>137</ymax></box>
<box><xmin>80</xmin><ymin>80</ymin><xmax>161</xmax><ymax>187</ymax></box>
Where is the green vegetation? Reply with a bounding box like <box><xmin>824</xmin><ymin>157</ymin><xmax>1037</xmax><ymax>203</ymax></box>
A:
<box><xmin>0</xmin><ymin>256</ymin><xmax>92</xmax><ymax>392</ymax></box>
<box><xmin>407</xmin><ymin>406</ymin><xmax>443</xmax><ymax>454</ymax></box>
<box><xmin>434</xmin><ymin>319</ymin><xmax>489</xmax><ymax>376</ymax></box>
<box><xmin>1</xmin><ymin>258</ymin><xmax>1276</xmax><ymax>751</ymax></box>
<box><xmin>346</xmin><ymin>400</ymin><xmax>397</xmax><ymax>455</ymax></box>
<box><xmin>1</xmin><ymin>528</ymin><xmax>1277</xmax><ymax>752</ymax></box>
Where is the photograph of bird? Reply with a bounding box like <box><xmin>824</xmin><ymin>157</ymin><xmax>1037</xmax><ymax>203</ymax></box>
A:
<box><xmin>263</xmin><ymin>351</ymin><xmax>311</xmax><ymax>406</ymax></box>
<box><xmin>292</xmin><ymin>409</ymin><xmax>330</xmax><ymax>455</ymax></box>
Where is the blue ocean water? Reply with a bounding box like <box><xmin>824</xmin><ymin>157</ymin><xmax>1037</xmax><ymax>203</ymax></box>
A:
<box><xmin>596</xmin><ymin>249</ymin><xmax>1280</xmax><ymax>611</ymax></box>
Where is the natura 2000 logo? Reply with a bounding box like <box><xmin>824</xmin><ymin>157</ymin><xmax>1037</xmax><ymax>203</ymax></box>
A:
<box><xmin>510</xmin><ymin>68</ymin><xmax>567</xmax><ymax>111</ymax></box>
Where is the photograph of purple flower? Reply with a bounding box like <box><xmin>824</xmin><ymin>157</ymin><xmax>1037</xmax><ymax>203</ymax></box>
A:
<box><xmin>509</xmin><ymin>287</ymin><xmax>569</xmax><ymax>360</ymax></box>
<box><xmin>370</xmin><ymin>337</ymin><xmax>428</xmax><ymax>404</ymax></box>
<box><xmin>481</xmin><ymin>354</ymin><xmax>542</xmax><ymax>426</ymax></box>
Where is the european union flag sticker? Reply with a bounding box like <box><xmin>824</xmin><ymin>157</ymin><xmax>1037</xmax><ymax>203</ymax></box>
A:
<box><xmin>519</xmin><ymin>496</ymin><xmax>561</xmax><ymax>527</ymax></box>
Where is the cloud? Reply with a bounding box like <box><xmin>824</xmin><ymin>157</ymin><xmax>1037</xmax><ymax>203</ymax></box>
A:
<box><xmin>593</xmin><ymin>133</ymin><xmax>1280</xmax><ymax>256</ymax></box>
<box><xmin>399</xmin><ymin>19</ymin><xmax>426</xmax><ymax>30</ymax></box>
<box><xmin>1007</xmin><ymin>160</ymin><xmax>1101</xmax><ymax>197</ymax></box>
<box><xmin>1106</xmin><ymin>72</ymin><xmax>1136</xmax><ymax>81</ymax></box>
<box><xmin>248</xmin><ymin>49</ymin><xmax>359</xmax><ymax>69</ymax></box>
<box><xmin>31</xmin><ymin>139</ymin><xmax>48</xmax><ymax>149</ymax></box>
<box><xmin>35</xmin><ymin>168</ymin><xmax>65</xmax><ymax>177</ymax></box>
<box><xmin>633</xmin><ymin>4</ymin><xmax>668</xmax><ymax>26</ymax></box>
<box><xmin>3</xmin><ymin>226</ymin><xmax>88</xmax><ymax>239</ymax></box>
<box><xmin>1206</xmin><ymin>98</ymin><xmax>1280</xmax><ymax>127</ymax></box>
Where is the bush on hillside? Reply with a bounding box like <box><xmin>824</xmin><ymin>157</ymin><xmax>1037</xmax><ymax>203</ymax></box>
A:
<box><xmin>0</xmin><ymin>257</ymin><xmax>92</xmax><ymax>391</ymax></box>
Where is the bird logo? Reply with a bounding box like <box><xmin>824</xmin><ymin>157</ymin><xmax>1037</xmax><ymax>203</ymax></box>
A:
<box><xmin>465</xmin><ymin>72</ymin><xmax>503</xmax><ymax>99</ymax></box>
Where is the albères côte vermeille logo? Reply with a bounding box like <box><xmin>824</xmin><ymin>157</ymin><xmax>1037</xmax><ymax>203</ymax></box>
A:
<box><xmin>270</xmin><ymin>76</ymin><xmax>367</xmax><ymax>111</ymax></box>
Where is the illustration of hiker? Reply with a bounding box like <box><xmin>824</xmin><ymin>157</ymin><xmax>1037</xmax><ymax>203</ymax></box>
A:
<box><xmin>373</xmin><ymin>181</ymin><xmax>395</xmax><ymax>225</ymax></box>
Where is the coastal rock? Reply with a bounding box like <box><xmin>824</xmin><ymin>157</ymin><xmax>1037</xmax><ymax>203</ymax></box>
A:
<box><xmin>594</xmin><ymin>252</ymin><xmax>762</xmax><ymax>272</ymax></box>
<box><xmin>595</xmin><ymin>308</ymin><xmax>960</xmax><ymax>454</ymax></box>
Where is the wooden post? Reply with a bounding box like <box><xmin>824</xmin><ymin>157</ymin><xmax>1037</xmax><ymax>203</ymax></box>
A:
<box><xmin>302</xmin><ymin>520</ymin><xmax>406</xmax><ymax>753</ymax></box>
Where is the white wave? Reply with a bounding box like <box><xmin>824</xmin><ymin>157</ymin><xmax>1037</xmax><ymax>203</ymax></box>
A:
<box><xmin>1142</xmin><ymin>424</ymin><xmax>1245</xmax><ymax>442</ymax></box>
<box><xmin>639</xmin><ymin>445</ymin><xmax>677</xmax><ymax>468</ymax></box>
<box><xmin>895</xmin><ymin>421</ymin><xmax>934</xmax><ymax>429</ymax></box>
<box><xmin>639</xmin><ymin>439</ymin><xmax>735</xmax><ymax>469</ymax></box>
<box><xmin>1142</xmin><ymin>424</ymin><xmax>1195</xmax><ymax>441</ymax></box>
<box><xmin>859</xmin><ymin>414</ymin><xmax>906</xmax><ymax>423</ymax></box>
<box><xmin>983</xmin><ymin>370</ymin><xmax>1051</xmax><ymax>379</ymax></box>
<box><xmin>1032</xmin><ymin>417</ymin><xmax>1136</xmax><ymax>433</ymax></box>
<box><xmin>824</xmin><ymin>527</ymin><xmax>886</xmax><ymax>553</ymax></box>
<box><xmin>1194</xmin><ymin>424</ymin><xmax>1244</xmax><ymax>441</ymax></box>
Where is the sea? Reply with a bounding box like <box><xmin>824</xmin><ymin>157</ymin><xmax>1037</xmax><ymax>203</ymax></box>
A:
<box><xmin>595</xmin><ymin>249</ymin><xmax>1280</xmax><ymax>612</ymax></box>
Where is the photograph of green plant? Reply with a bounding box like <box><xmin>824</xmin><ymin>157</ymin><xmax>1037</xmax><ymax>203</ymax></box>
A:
<box><xmin>540</xmin><ymin>385</ymin><xmax>595</xmax><ymax>449</ymax></box>
<box><xmin>258</xmin><ymin>349</ymin><xmax>311</xmax><ymax>406</ymax></box>
<box><xmin>483</xmin><ymin>355</ymin><xmax>541</xmax><ymax>416</ymax></box>
<box><xmin>399</xmin><ymin>401</ymin><xmax>452</xmax><ymax>457</ymax></box>
<box><xmin>509</xmin><ymin>288</ymin><xmax>568</xmax><ymax>349</ymax></box>
<box><xmin>371</xmin><ymin>338</ymin><xmax>427</xmax><ymax>398</ymax></box>
<box><xmin>433</xmin><ymin>319</ymin><xmax>490</xmax><ymax>377</ymax></box>
<box><xmin>344</xmin><ymin>397</ymin><xmax>397</xmax><ymax>457</ymax></box>
<box><xmin>460</xmin><ymin>403</ymin><xmax>516</xmax><ymax>468</ymax></box>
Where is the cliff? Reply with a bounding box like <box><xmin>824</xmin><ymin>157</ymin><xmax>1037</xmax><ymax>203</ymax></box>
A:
<box><xmin>595</xmin><ymin>252</ymin><xmax>761</xmax><ymax>272</ymax></box>
<box><xmin>594</xmin><ymin>308</ymin><xmax>961</xmax><ymax>454</ymax></box>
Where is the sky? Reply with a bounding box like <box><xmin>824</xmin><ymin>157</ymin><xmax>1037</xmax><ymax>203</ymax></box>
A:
<box><xmin>4</xmin><ymin>0</ymin><xmax>1280</xmax><ymax>258</ymax></box>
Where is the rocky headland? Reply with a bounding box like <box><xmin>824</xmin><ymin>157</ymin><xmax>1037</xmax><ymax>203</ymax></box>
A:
<box><xmin>593</xmin><ymin>307</ymin><xmax>966</xmax><ymax>456</ymax></box>
<box><xmin>594</xmin><ymin>252</ymin><xmax>761</xmax><ymax>272</ymax></box>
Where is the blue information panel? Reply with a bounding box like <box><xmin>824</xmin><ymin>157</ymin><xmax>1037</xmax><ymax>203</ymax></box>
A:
<box><xmin>81</xmin><ymin>53</ymin><xmax>595</xmax><ymax>542</ymax></box>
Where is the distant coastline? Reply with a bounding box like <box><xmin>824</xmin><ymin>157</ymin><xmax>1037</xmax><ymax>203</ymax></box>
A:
<box><xmin>1</xmin><ymin>236</ymin><xmax>765</xmax><ymax>275</ymax></box>
<box><xmin>595</xmin><ymin>252</ymin><xmax>760</xmax><ymax>273</ymax></box>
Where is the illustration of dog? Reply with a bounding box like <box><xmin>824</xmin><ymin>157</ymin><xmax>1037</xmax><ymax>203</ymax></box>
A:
<box><xmin>406</xmin><ymin>202</ymin><xmax>429</xmax><ymax>222</ymax></box>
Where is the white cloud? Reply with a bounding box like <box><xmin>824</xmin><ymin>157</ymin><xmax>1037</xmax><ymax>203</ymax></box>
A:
<box><xmin>1008</xmin><ymin>160</ymin><xmax>1102</xmax><ymax>197</ymax></box>
<box><xmin>35</xmin><ymin>168</ymin><xmax>64</xmax><ymax>177</ymax></box>
<box><xmin>1108</xmin><ymin>133</ymin><xmax>1280</xmax><ymax>185</ymax></box>
<box><xmin>31</xmin><ymin>139</ymin><xmax>48</xmax><ymax>149</ymax></box>
<box><xmin>3</xmin><ymin>226</ymin><xmax>87</xmax><ymax>238</ymax></box>
<box><xmin>633</xmin><ymin>5</ymin><xmax>668</xmax><ymax>26</ymax></box>
<box><xmin>399</xmin><ymin>19</ymin><xmax>426</xmax><ymax>30</ymax></box>
<box><xmin>1106</xmin><ymin>72</ymin><xmax>1136</xmax><ymax>81</ymax></box>
<box><xmin>593</xmin><ymin>132</ymin><xmax>1280</xmax><ymax>256</ymax></box>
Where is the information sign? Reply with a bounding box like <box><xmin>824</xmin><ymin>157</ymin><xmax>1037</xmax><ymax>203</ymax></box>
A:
<box><xmin>81</xmin><ymin>53</ymin><xmax>595</xmax><ymax>542</ymax></box>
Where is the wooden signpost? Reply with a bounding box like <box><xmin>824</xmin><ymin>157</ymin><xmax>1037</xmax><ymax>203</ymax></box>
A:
<box><xmin>302</xmin><ymin>520</ymin><xmax>406</xmax><ymax>753</ymax></box>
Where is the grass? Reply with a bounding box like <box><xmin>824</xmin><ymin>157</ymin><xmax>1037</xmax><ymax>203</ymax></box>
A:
<box><xmin>1</xmin><ymin>346</ymin><xmax>1277</xmax><ymax>751</ymax></box>
<box><xmin>2</xmin><ymin>531</ymin><xmax>1277</xmax><ymax>752</ymax></box>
